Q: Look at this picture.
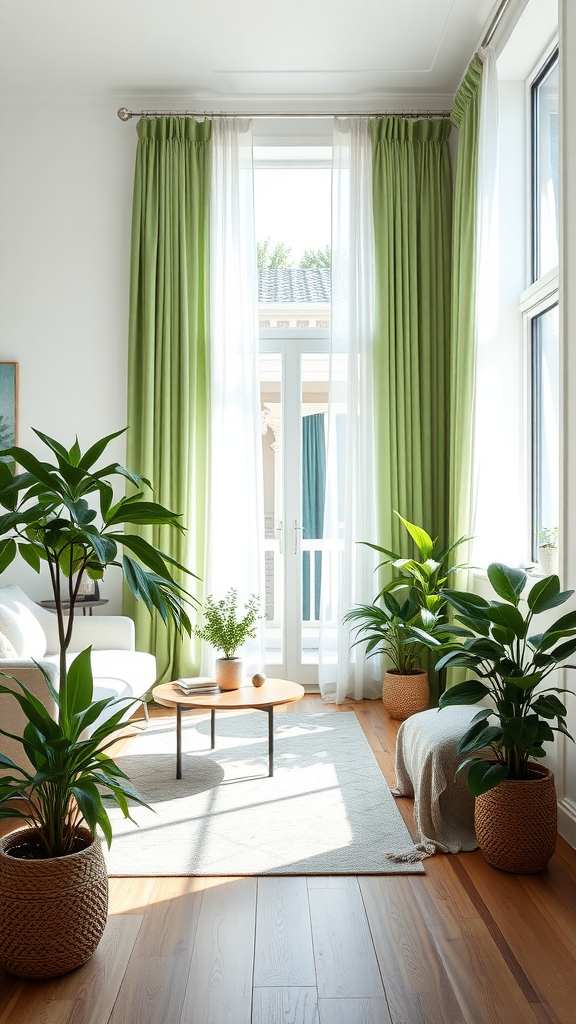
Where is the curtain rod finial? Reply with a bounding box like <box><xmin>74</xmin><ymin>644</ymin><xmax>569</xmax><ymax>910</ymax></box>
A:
<box><xmin>117</xmin><ymin>107</ymin><xmax>132</xmax><ymax>121</ymax></box>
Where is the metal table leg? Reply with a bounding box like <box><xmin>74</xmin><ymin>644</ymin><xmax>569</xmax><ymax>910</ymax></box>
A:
<box><xmin>267</xmin><ymin>706</ymin><xmax>274</xmax><ymax>776</ymax></box>
<box><xmin>211</xmin><ymin>709</ymin><xmax>216</xmax><ymax>749</ymax></box>
<box><xmin>176</xmin><ymin>704</ymin><xmax>182</xmax><ymax>780</ymax></box>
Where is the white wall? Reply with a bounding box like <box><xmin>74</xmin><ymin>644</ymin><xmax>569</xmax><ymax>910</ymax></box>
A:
<box><xmin>0</xmin><ymin>99</ymin><xmax>138</xmax><ymax>611</ymax></box>
<box><xmin>558</xmin><ymin>0</ymin><xmax>576</xmax><ymax>847</ymax></box>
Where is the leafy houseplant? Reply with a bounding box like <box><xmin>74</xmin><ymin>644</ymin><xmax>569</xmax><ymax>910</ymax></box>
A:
<box><xmin>194</xmin><ymin>589</ymin><xmax>261</xmax><ymax>691</ymax></box>
<box><xmin>343</xmin><ymin>590</ymin><xmax>448</xmax><ymax>720</ymax></box>
<box><xmin>425</xmin><ymin>563</ymin><xmax>576</xmax><ymax>872</ymax></box>
<box><xmin>0</xmin><ymin>428</ymin><xmax>195</xmax><ymax>978</ymax></box>
<box><xmin>345</xmin><ymin>514</ymin><xmax>469</xmax><ymax>719</ymax></box>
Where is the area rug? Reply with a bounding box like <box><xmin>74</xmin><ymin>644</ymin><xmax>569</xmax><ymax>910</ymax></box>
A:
<box><xmin>103</xmin><ymin>710</ymin><xmax>424</xmax><ymax>875</ymax></box>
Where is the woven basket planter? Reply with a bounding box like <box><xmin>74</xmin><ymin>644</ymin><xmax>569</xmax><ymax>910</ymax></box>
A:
<box><xmin>382</xmin><ymin>669</ymin><xmax>429</xmax><ymax>721</ymax></box>
<box><xmin>474</xmin><ymin>764</ymin><xmax>557</xmax><ymax>873</ymax></box>
<box><xmin>0</xmin><ymin>826</ymin><xmax>108</xmax><ymax>979</ymax></box>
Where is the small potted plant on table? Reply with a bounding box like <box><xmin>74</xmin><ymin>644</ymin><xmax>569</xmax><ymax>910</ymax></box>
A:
<box><xmin>194</xmin><ymin>589</ymin><xmax>261</xmax><ymax>690</ymax></box>
<box><xmin>538</xmin><ymin>527</ymin><xmax>558</xmax><ymax>576</ymax></box>
<box><xmin>425</xmin><ymin>563</ymin><xmax>576</xmax><ymax>873</ymax></box>
<box><xmin>0</xmin><ymin>428</ymin><xmax>195</xmax><ymax>978</ymax></box>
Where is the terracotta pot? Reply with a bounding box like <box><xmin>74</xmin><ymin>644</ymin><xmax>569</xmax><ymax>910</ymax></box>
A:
<box><xmin>474</xmin><ymin>764</ymin><xmax>557</xmax><ymax>873</ymax></box>
<box><xmin>0</xmin><ymin>826</ymin><xmax>108</xmax><ymax>978</ymax></box>
<box><xmin>215</xmin><ymin>657</ymin><xmax>243</xmax><ymax>690</ymax></box>
<box><xmin>382</xmin><ymin>668</ymin><xmax>429</xmax><ymax>721</ymax></box>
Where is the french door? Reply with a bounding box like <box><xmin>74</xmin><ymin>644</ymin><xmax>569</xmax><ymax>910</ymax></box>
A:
<box><xmin>260</xmin><ymin>336</ymin><xmax>336</xmax><ymax>688</ymax></box>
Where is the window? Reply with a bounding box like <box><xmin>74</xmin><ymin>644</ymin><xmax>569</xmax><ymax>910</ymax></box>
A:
<box><xmin>254</xmin><ymin>150</ymin><xmax>334</xmax><ymax>686</ymax></box>
<box><xmin>532</xmin><ymin>51</ymin><xmax>559</xmax><ymax>281</ymax></box>
<box><xmin>525</xmin><ymin>46</ymin><xmax>559</xmax><ymax>565</ymax></box>
<box><xmin>530</xmin><ymin>303</ymin><xmax>559</xmax><ymax>560</ymax></box>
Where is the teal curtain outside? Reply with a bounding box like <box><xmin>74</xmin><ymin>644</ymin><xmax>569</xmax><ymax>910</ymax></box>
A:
<box><xmin>124</xmin><ymin>116</ymin><xmax>211</xmax><ymax>684</ymax></box>
<box><xmin>302</xmin><ymin>413</ymin><xmax>326</xmax><ymax>621</ymax></box>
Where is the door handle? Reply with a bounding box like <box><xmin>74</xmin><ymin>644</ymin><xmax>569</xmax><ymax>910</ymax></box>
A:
<box><xmin>294</xmin><ymin>520</ymin><xmax>303</xmax><ymax>554</ymax></box>
<box><xmin>277</xmin><ymin>520</ymin><xmax>283</xmax><ymax>555</ymax></box>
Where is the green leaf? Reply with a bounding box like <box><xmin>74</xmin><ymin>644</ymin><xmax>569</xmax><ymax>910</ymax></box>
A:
<box><xmin>106</xmin><ymin>499</ymin><xmax>183</xmax><ymax>529</ymax></box>
<box><xmin>503</xmin><ymin>715</ymin><xmax>539</xmax><ymax>750</ymax></box>
<box><xmin>487</xmin><ymin>563</ymin><xmax>527</xmax><ymax>606</ymax></box>
<box><xmin>457</xmin><ymin>722</ymin><xmax>504</xmax><ymax>755</ymax></box>
<box><xmin>394</xmin><ymin>512</ymin><xmax>434</xmax><ymax>559</ymax></box>
<box><xmin>548</xmin><ymin>637</ymin><xmax>576</xmax><ymax>662</ymax></box>
<box><xmin>0</xmin><ymin>537</ymin><xmax>16</xmax><ymax>573</ymax></box>
<box><xmin>18</xmin><ymin>542</ymin><xmax>41</xmax><ymax>573</ymax></box>
<box><xmin>532</xmin><ymin>694</ymin><xmax>567</xmax><ymax>718</ymax></box>
<box><xmin>467</xmin><ymin>760</ymin><xmax>509</xmax><ymax>796</ymax></box>
<box><xmin>78</xmin><ymin>428</ymin><xmax>127</xmax><ymax>470</ymax></box>
<box><xmin>61</xmin><ymin>648</ymin><xmax>94</xmax><ymax>726</ymax></box>
<box><xmin>438</xmin><ymin>679</ymin><xmax>490</xmax><ymax>707</ymax></box>
<box><xmin>528</xmin><ymin>574</ymin><xmax>560</xmax><ymax>612</ymax></box>
<box><xmin>488</xmin><ymin>603</ymin><xmax>527</xmax><ymax>639</ymax></box>
<box><xmin>501</xmin><ymin>671</ymin><xmax>542</xmax><ymax>690</ymax></box>
<box><xmin>444</xmin><ymin>590</ymin><xmax>491</xmax><ymax>618</ymax></box>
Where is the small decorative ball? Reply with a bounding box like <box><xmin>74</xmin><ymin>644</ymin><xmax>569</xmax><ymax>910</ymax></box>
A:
<box><xmin>252</xmin><ymin>673</ymin><xmax>266</xmax><ymax>688</ymax></box>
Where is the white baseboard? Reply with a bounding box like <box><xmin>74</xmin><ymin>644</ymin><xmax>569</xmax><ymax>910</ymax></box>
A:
<box><xmin>558</xmin><ymin>797</ymin><xmax>576</xmax><ymax>850</ymax></box>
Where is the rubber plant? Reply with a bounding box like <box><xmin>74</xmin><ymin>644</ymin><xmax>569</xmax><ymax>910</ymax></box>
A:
<box><xmin>0</xmin><ymin>427</ymin><xmax>196</xmax><ymax>856</ymax></box>
<box><xmin>420</xmin><ymin>563</ymin><xmax>576</xmax><ymax>795</ymax></box>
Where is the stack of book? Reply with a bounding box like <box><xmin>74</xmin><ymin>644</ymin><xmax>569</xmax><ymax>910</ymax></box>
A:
<box><xmin>175</xmin><ymin>677</ymin><xmax>220</xmax><ymax>695</ymax></box>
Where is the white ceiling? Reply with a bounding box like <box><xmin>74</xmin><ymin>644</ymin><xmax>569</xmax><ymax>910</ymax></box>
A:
<box><xmin>0</xmin><ymin>0</ymin><xmax>500</xmax><ymax>108</ymax></box>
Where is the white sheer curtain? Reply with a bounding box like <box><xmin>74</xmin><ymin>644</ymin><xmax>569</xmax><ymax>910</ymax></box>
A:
<box><xmin>318</xmin><ymin>118</ymin><xmax>381</xmax><ymax>702</ymax></box>
<box><xmin>203</xmin><ymin>118</ymin><xmax>265</xmax><ymax>675</ymax></box>
<box><xmin>470</xmin><ymin>47</ymin><xmax>505</xmax><ymax>567</ymax></box>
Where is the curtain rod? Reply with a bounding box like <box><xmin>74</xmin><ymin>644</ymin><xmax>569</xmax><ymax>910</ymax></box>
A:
<box><xmin>482</xmin><ymin>0</ymin><xmax>512</xmax><ymax>48</ymax></box>
<box><xmin>117</xmin><ymin>107</ymin><xmax>451</xmax><ymax>121</ymax></box>
<box><xmin>117</xmin><ymin>1</ymin><xmax>511</xmax><ymax>124</ymax></box>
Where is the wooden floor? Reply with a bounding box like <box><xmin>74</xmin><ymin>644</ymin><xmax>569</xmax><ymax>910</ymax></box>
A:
<box><xmin>2</xmin><ymin>695</ymin><xmax>576</xmax><ymax>1024</ymax></box>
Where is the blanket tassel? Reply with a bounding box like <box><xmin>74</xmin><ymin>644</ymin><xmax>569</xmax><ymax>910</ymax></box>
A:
<box><xmin>385</xmin><ymin>840</ymin><xmax>437</xmax><ymax>863</ymax></box>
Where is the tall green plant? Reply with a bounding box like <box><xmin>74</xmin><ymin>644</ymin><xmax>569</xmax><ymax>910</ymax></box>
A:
<box><xmin>0</xmin><ymin>428</ymin><xmax>196</xmax><ymax>687</ymax></box>
<box><xmin>0</xmin><ymin>428</ymin><xmax>197</xmax><ymax>856</ymax></box>
<box><xmin>420</xmin><ymin>563</ymin><xmax>576</xmax><ymax>795</ymax></box>
<box><xmin>343</xmin><ymin>591</ymin><xmax>425</xmax><ymax>674</ymax></box>
<box><xmin>363</xmin><ymin>511</ymin><xmax>470</xmax><ymax>615</ymax></box>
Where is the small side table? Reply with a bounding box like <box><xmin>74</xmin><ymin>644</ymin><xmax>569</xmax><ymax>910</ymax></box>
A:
<box><xmin>154</xmin><ymin>679</ymin><xmax>305</xmax><ymax>779</ymax></box>
<box><xmin>40</xmin><ymin>599</ymin><xmax>109</xmax><ymax>617</ymax></box>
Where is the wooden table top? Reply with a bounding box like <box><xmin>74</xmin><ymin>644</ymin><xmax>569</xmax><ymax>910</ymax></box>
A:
<box><xmin>153</xmin><ymin>678</ymin><xmax>305</xmax><ymax>711</ymax></box>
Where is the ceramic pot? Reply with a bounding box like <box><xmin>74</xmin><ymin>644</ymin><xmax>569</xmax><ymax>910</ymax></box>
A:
<box><xmin>538</xmin><ymin>546</ymin><xmax>558</xmax><ymax>576</ymax></box>
<box><xmin>0</xmin><ymin>826</ymin><xmax>108</xmax><ymax>978</ymax></box>
<box><xmin>474</xmin><ymin>764</ymin><xmax>557</xmax><ymax>873</ymax></box>
<box><xmin>382</xmin><ymin>668</ymin><xmax>429</xmax><ymax>721</ymax></box>
<box><xmin>215</xmin><ymin>657</ymin><xmax>243</xmax><ymax>690</ymax></box>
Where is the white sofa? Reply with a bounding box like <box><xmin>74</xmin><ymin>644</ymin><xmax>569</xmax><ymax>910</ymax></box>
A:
<box><xmin>0</xmin><ymin>585</ymin><xmax>156</xmax><ymax>767</ymax></box>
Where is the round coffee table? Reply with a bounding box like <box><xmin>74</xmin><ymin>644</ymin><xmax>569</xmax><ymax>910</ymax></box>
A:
<box><xmin>153</xmin><ymin>678</ymin><xmax>305</xmax><ymax>779</ymax></box>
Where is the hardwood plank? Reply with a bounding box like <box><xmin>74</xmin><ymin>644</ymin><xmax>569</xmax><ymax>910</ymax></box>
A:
<box><xmin>108</xmin><ymin>876</ymin><xmax>156</xmax><ymax>916</ymax></box>
<box><xmin>319</xmin><ymin>997</ymin><xmax>392</xmax><ymax>1024</ymax></box>
<box><xmin>108</xmin><ymin>955</ymin><xmax>192</xmax><ymax>1024</ymax></box>
<box><xmin>518</xmin><ymin>860</ymin><xmax>576</xmax><ymax>960</ymax></box>
<box><xmin>359</xmin><ymin>876</ymin><xmax>466</xmax><ymax>1024</ymax></box>
<box><xmin>51</xmin><ymin>915</ymin><xmax>143</xmax><ymax>1024</ymax></box>
<box><xmin>252</xmin><ymin>987</ymin><xmax>320</xmax><ymax>1024</ymax></box>
<box><xmin>0</xmin><ymin>989</ymin><xmax>72</xmax><ymax>1024</ymax></box>
<box><xmin>254</xmin><ymin>877</ymin><xmax>316</xmax><ymax>986</ymax></box>
<box><xmin>308</xmin><ymin>880</ymin><xmax>384</xmax><ymax>999</ymax></box>
<box><xmin>306</xmin><ymin>876</ymin><xmax>356</xmax><ymax>889</ymax></box>
<box><xmin>453</xmin><ymin>853</ymin><xmax>576</xmax><ymax>1024</ymax></box>
<box><xmin>0</xmin><ymin>970</ymin><xmax>23</xmax><ymax>1019</ymax></box>
<box><xmin>179</xmin><ymin>876</ymin><xmax>257</xmax><ymax>1024</ymax></box>
<box><xmin>134</xmin><ymin>876</ymin><xmax>205</xmax><ymax>958</ymax></box>
<box><xmin>412</xmin><ymin>857</ymin><xmax>543</xmax><ymax>1024</ymax></box>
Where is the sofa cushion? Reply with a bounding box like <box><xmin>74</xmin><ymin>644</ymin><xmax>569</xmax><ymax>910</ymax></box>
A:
<box><xmin>0</xmin><ymin>587</ymin><xmax>47</xmax><ymax>659</ymax></box>
<box><xmin>0</xmin><ymin>629</ymin><xmax>17</xmax><ymax>659</ymax></box>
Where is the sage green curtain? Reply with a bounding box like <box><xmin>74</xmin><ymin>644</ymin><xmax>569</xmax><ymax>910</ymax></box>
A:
<box><xmin>124</xmin><ymin>116</ymin><xmax>211</xmax><ymax>683</ymax></box>
<box><xmin>370</xmin><ymin>117</ymin><xmax>453</xmax><ymax>560</ymax></box>
<box><xmin>449</xmin><ymin>55</ymin><xmax>483</xmax><ymax>562</ymax></box>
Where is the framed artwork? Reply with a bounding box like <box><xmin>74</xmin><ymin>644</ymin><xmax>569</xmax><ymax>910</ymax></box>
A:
<box><xmin>0</xmin><ymin>362</ymin><xmax>18</xmax><ymax>449</ymax></box>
